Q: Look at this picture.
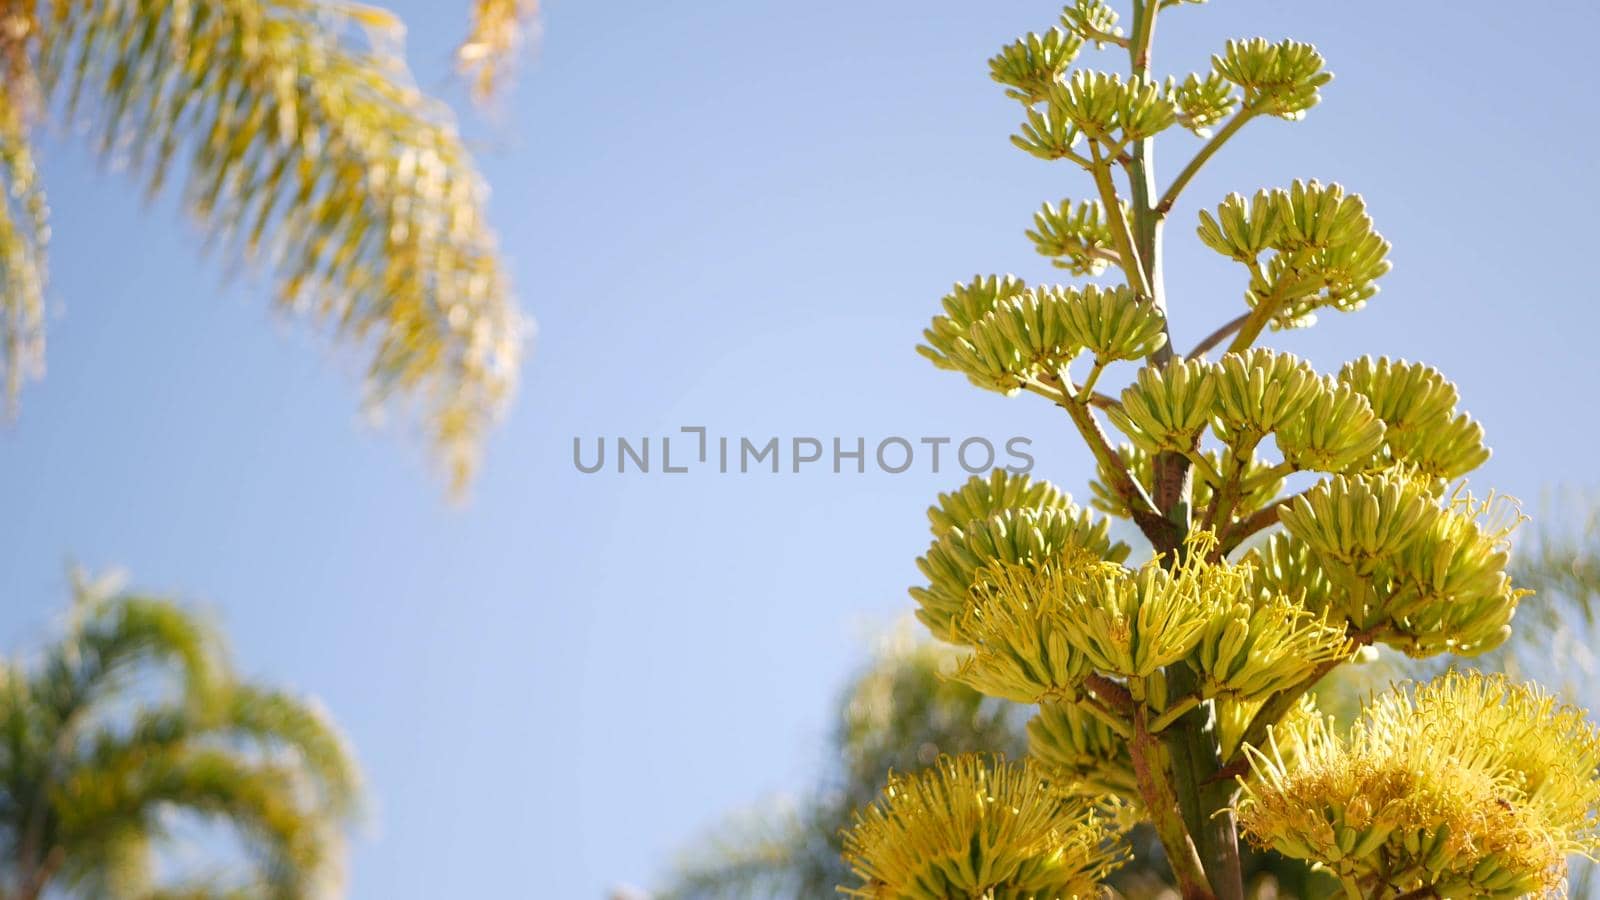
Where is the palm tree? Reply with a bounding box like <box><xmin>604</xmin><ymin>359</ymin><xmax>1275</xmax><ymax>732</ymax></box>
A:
<box><xmin>653</xmin><ymin>630</ymin><xmax>1028</xmax><ymax>899</ymax></box>
<box><xmin>0</xmin><ymin>0</ymin><xmax>539</xmax><ymax>488</ymax></box>
<box><xmin>0</xmin><ymin>572</ymin><xmax>360</xmax><ymax>898</ymax></box>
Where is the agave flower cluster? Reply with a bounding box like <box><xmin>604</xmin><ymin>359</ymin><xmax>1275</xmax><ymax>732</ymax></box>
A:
<box><xmin>841</xmin><ymin>754</ymin><xmax>1125</xmax><ymax>899</ymax></box>
<box><xmin>1240</xmin><ymin>674</ymin><xmax>1600</xmax><ymax>898</ymax></box>
<box><xmin>840</xmin><ymin>2</ymin><xmax>1600</xmax><ymax>898</ymax></box>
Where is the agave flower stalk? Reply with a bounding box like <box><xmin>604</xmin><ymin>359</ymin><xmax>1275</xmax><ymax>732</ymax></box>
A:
<box><xmin>838</xmin><ymin>2</ymin><xmax>1600</xmax><ymax>899</ymax></box>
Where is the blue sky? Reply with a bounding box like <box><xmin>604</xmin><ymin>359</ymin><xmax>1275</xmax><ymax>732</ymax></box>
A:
<box><xmin>2</xmin><ymin>1</ymin><xmax>1597</xmax><ymax>896</ymax></box>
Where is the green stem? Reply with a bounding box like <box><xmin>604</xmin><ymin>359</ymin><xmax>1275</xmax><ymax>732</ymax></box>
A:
<box><xmin>1129</xmin><ymin>0</ymin><xmax>1158</xmax><ymax>79</ymax></box>
<box><xmin>1156</xmin><ymin>109</ymin><xmax>1257</xmax><ymax>216</ymax></box>
<box><xmin>1020</xmin><ymin>379</ymin><xmax>1067</xmax><ymax>404</ymax></box>
<box><xmin>1123</xmin><ymin>4</ymin><xmax>1189</xmax><ymax>536</ymax></box>
<box><xmin>1201</xmin><ymin>438</ymin><xmax>1259</xmax><ymax>536</ymax></box>
<box><xmin>1088</xmin><ymin>147</ymin><xmax>1150</xmax><ymax>300</ymax></box>
<box><xmin>1161</xmin><ymin>665</ymin><xmax>1245</xmax><ymax>900</ymax></box>
<box><xmin>1078</xmin><ymin>359</ymin><xmax>1109</xmax><ymax>397</ymax></box>
<box><xmin>1182</xmin><ymin>449</ymin><xmax>1224</xmax><ymax>491</ymax></box>
<box><xmin>1129</xmin><ymin>705</ymin><xmax>1215</xmax><ymax>900</ymax></box>
<box><xmin>1149</xmin><ymin>692</ymin><xmax>1203</xmax><ymax>733</ymax></box>
<box><xmin>1219</xmin><ymin>486</ymin><xmax>1305</xmax><ymax>555</ymax></box>
<box><xmin>1128</xmin><ymin>127</ymin><xmax>1191</xmax><ymax>538</ymax></box>
<box><xmin>1225</xmin><ymin>302</ymin><xmax>1275</xmax><ymax>355</ymax></box>
<box><xmin>1079</xmin><ymin>694</ymin><xmax>1135</xmax><ymax>741</ymax></box>
<box><xmin>1126</xmin><ymin>10</ymin><xmax>1244</xmax><ymax>894</ymax></box>
<box><xmin>1052</xmin><ymin>381</ymin><xmax>1178</xmax><ymax>545</ymax></box>
<box><xmin>1187</xmin><ymin>311</ymin><xmax>1251</xmax><ymax>359</ymax></box>
<box><xmin>1224</xmin><ymin>275</ymin><xmax>1318</xmax><ymax>356</ymax></box>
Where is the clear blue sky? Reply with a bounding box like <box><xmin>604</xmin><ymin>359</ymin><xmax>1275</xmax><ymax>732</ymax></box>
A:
<box><xmin>2</xmin><ymin>1</ymin><xmax>1596</xmax><ymax>896</ymax></box>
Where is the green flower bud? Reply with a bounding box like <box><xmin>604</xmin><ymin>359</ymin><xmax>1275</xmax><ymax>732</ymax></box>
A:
<box><xmin>1383</xmin><ymin>490</ymin><xmax>1526</xmax><ymax>657</ymax></box>
<box><xmin>912</xmin><ymin>504</ymin><xmax>1128</xmax><ymax>644</ymax></box>
<box><xmin>1239</xmin><ymin>674</ymin><xmax>1600</xmax><ymax>898</ymax></box>
<box><xmin>955</xmin><ymin>561</ymin><xmax>1093</xmax><ymax>704</ymax></box>
<box><xmin>1193</xmin><ymin>593</ymin><xmax>1350</xmax><ymax>703</ymax></box>
<box><xmin>927</xmin><ymin>284</ymin><xmax>1170</xmax><ymax>395</ymax></box>
<box><xmin>842</xmin><ymin>754</ymin><xmax>1125</xmax><ymax>900</ymax></box>
<box><xmin>951</xmin><ymin>289</ymin><xmax>1084</xmax><ymax>394</ymax></box>
<box><xmin>1211</xmin><ymin>348</ymin><xmax>1320</xmax><ymax>448</ymax></box>
<box><xmin>1059</xmin><ymin>549</ymin><xmax>1222</xmax><ymax>679</ymax></box>
<box><xmin>1279</xmin><ymin>472</ymin><xmax>1437</xmax><ymax>575</ymax></box>
<box><xmin>1391</xmin><ymin>411</ymin><xmax>1491</xmax><ymax>482</ymax></box>
<box><xmin>1212</xmin><ymin>38</ymin><xmax>1332</xmax><ymax>120</ymax></box>
<box><xmin>1012</xmin><ymin>100</ymin><xmax>1085</xmax><ymax>161</ymax></box>
<box><xmin>1253</xmin><ymin>181</ymin><xmax>1392</xmax><ymax>329</ymax></box>
<box><xmin>1216</xmin><ymin>693</ymin><xmax>1318</xmax><ymax>763</ymax></box>
<box><xmin>1055</xmin><ymin>283</ymin><xmax>1167</xmax><ymax>363</ymax></box>
<box><xmin>1028</xmin><ymin>701</ymin><xmax>1139</xmax><ymax>803</ymax></box>
<box><xmin>1197</xmin><ymin>190</ymin><xmax>1281</xmax><ymax>263</ymax></box>
<box><xmin>918</xmin><ymin>274</ymin><xmax>1029</xmax><ymax>375</ymax></box>
<box><xmin>1199</xmin><ymin>182</ymin><xmax>1392</xmax><ymax>333</ymax></box>
<box><xmin>989</xmin><ymin>28</ymin><xmax>1084</xmax><ymax>104</ymax></box>
<box><xmin>1046</xmin><ymin>71</ymin><xmax>1175</xmax><ymax>145</ymax></box>
<box><xmin>1059</xmin><ymin>0</ymin><xmax>1121</xmax><ymax>47</ymax></box>
<box><xmin>1169</xmin><ymin>71</ymin><xmax>1239</xmax><ymax>137</ymax></box>
<box><xmin>926</xmin><ymin>469</ymin><xmax>1072</xmax><ymax>537</ymax></box>
<box><xmin>1027</xmin><ymin>198</ymin><xmax>1119</xmax><ymax>276</ymax></box>
<box><xmin>1275</xmin><ymin>378</ymin><xmax>1385</xmax><ymax>473</ymax></box>
<box><xmin>1337</xmin><ymin>357</ymin><xmax>1491</xmax><ymax>479</ymax></box>
<box><xmin>1107</xmin><ymin>358</ymin><xmax>1219</xmax><ymax>454</ymax></box>
<box><xmin>1337</xmin><ymin>356</ymin><xmax>1459</xmax><ymax>432</ymax></box>
<box><xmin>1244</xmin><ymin>532</ymin><xmax>1338</xmax><ymax>619</ymax></box>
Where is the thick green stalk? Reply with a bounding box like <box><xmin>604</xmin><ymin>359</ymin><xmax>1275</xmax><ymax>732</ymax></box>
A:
<box><xmin>1160</xmin><ymin>668</ymin><xmax>1245</xmax><ymax>900</ymax></box>
<box><xmin>1124</xmin><ymin>5</ymin><xmax>1187</xmax><ymax>525</ymax></box>
<box><xmin>1124</xmin><ymin>5</ymin><xmax>1245</xmax><ymax>898</ymax></box>
<box><xmin>1130</xmin><ymin>706</ymin><xmax>1215</xmax><ymax>900</ymax></box>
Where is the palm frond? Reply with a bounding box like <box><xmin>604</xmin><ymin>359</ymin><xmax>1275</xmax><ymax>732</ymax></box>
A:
<box><xmin>657</xmin><ymin>804</ymin><xmax>811</xmax><ymax>900</ymax></box>
<box><xmin>40</xmin><ymin>591</ymin><xmax>227</xmax><ymax>723</ymax></box>
<box><xmin>655</xmin><ymin>628</ymin><xmax>1029</xmax><ymax>899</ymax></box>
<box><xmin>458</xmin><ymin>0</ymin><xmax>539</xmax><ymax>102</ymax></box>
<box><xmin>220</xmin><ymin>684</ymin><xmax>361</xmax><ymax>817</ymax></box>
<box><xmin>1512</xmin><ymin>490</ymin><xmax>1600</xmax><ymax>626</ymax></box>
<box><xmin>77</xmin><ymin>686</ymin><xmax>359</xmax><ymax>817</ymax></box>
<box><xmin>37</xmin><ymin>0</ymin><xmax>526</xmax><ymax>487</ymax></box>
<box><xmin>49</xmin><ymin>823</ymin><xmax>153</xmax><ymax>899</ymax></box>
<box><xmin>0</xmin><ymin>578</ymin><xmax>360</xmax><ymax>896</ymax></box>
<box><xmin>0</xmin><ymin>10</ymin><xmax>48</xmax><ymax>414</ymax></box>
<box><xmin>54</xmin><ymin>746</ymin><xmax>341</xmax><ymax>896</ymax></box>
<box><xmin>57</xmin><ymin>692</ymin><xmax>359</xmax><ymax>896</ymax></box>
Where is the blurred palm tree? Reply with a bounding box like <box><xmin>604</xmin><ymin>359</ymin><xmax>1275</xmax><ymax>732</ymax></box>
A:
<box><xmin>457</xmin><ymin>0</ymin><xmax>540</xmax><ymax>102</ymax></box>
<box><xmin>0</xmin><ymin>572</ymin><xmax>360</xmax><ymax>898</ymax></box>
<box><xmin>653</xmin><ymin>500</ymin><xmax>1600</xmax><ymax>899</ymax></box>
<box><xmin>0</xmin><ymin>0</ymin><xmax>539</xmax><ymax>488</ymax></box>
<box><xmin>654</xmin><ymin>630</ymin><xmax>1026</xmax><ymax>899</ymax></box>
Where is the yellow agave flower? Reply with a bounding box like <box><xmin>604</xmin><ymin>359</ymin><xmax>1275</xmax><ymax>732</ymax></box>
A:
<box><xmin>1238</xmin><ymin>672</ymin><xmax>1600</xmax><ymax>898</ymax></box>
<box><xmin>841</xmin><ymin>754</ymin><xmax>1124</xmax><ymax>899</ymax></box>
